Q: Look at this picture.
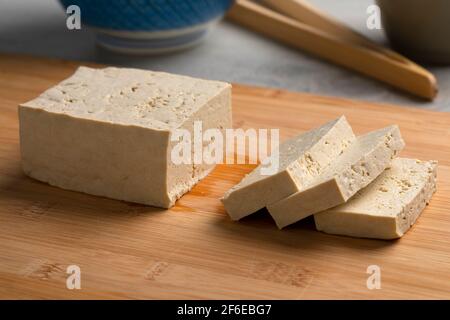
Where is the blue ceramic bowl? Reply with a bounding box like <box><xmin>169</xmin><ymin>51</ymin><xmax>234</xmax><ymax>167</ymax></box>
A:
<box><xmin>59</xmin><ymin>0</ymin><xmax>235</xmax><ymax>54</ymax></box>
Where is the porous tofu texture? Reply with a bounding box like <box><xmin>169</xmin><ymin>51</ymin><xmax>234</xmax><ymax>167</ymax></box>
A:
<box><xmin>19</xmin><ymin>66</ymin><xmax>231</xmax><ymax>208</ymax></box>
<box><xmin>267</xmin><ymin>125</ymin><xmax>405</xmax><ymax>229</ymax></box>
<box><xmin>314</xmin><ymin>158</ymin><xmax>437</xmax><ymax>239</ymax></box>
<box><xmin>221</xmin><ymin>116</ymin><xmax>355</xmax><ymax>220</ymax></box>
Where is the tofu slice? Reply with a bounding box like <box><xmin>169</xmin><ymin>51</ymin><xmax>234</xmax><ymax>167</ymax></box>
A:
<box><xmin>267</xmin><ymin>125</ymin><xmax>405</xmax><ymax>228</ymax></box>
<box><xmin>314</xmin><ymin>158</ymin><xmax>437</xmax><ymax>239</ymax></box>
<box><xmin>221</xmin><ymin>116</ymin><xmax>355</xmax><ymax>220</ymax></box>
<box><xmin>19</xmin><ymin>66</ymin><xmax>231</xmax><ymax>208</ymax></box>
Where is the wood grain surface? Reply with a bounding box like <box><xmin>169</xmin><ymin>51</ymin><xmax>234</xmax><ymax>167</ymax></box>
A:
<box><xmin>0</xmin><ymin>54</ymin><xmax>449</xmax><ymax>299</ymax></box>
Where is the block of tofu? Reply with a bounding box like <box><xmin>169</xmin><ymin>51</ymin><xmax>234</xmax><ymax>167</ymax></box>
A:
<box><xmin>267</xmin><ymin>125</ymin><xmax>405</xmax><ymax>229</ymax></box>
<box><xmin>314</xmin><ymin>158</ymin><xmax>437</xmax><ymax>239</ymax></box>
<box><xmin>19</xmin><ymin>66</ymin><xmax>231</xmax><ymax>208</ymax></box>
<box><xmin>221</xmin><ymin>116</ymin><xmax>355</xmax><ymax>220</ymax></box>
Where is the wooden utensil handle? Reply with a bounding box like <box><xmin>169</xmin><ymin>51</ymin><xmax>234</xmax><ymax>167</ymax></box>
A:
<box><xmin>262</xmin><ymin>0</ymin><xmax>420</xmax><ymax>68</ymax></box>
<box><xmin>262</xmin><ymin>0</ymin><xmax>372</xmax><ymax>46</ymax></box>
<box><xmin>228</xmin><ymin>0</ymin><xmax>437</xmax><ymax>100</ymax></box>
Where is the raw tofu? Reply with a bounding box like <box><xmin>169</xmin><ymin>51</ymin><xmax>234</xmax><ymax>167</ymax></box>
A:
<box><xmin>19</xmin><ymin>66</ymin><xmax>231</xmax><ymax>208</ymax></box>
<box><xmin>268</xmin><ymin>125</ymin><xmax>405</xmax><ymax>229</ymax></box>
<box><xmin>314</xmin><ymin>158</ymin><xmax>437</xmax><ymax>239</ymax></box>
<box><xmin>221</xmin><ymin>116</ymin><xmax>355</xmax><ymax>220</ymax></box>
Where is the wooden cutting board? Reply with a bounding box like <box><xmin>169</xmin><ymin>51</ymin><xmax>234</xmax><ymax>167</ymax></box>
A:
<box><xmin>0</xmin><ymin>54</ymin><xmax>449</xmax><ymax>299</ymax></box>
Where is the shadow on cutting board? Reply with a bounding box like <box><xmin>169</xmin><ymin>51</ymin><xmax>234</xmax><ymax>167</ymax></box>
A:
<box><xmin>214</xmin><ymin>207</ymin><xmax>399</xmax><ymax>252</ymax></box>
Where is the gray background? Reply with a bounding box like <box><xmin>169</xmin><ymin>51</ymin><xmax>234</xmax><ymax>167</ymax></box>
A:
<box><xmin>1</xmin><ymin>0</ymin><xmax>450</xmax><ymax>111</ymax></box>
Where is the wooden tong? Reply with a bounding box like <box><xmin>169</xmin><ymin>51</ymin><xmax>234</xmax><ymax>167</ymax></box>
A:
<box><xmin>227</xmin><ymin>0</ymin><xmax>437</xmax><ymax>100</ymax></box>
